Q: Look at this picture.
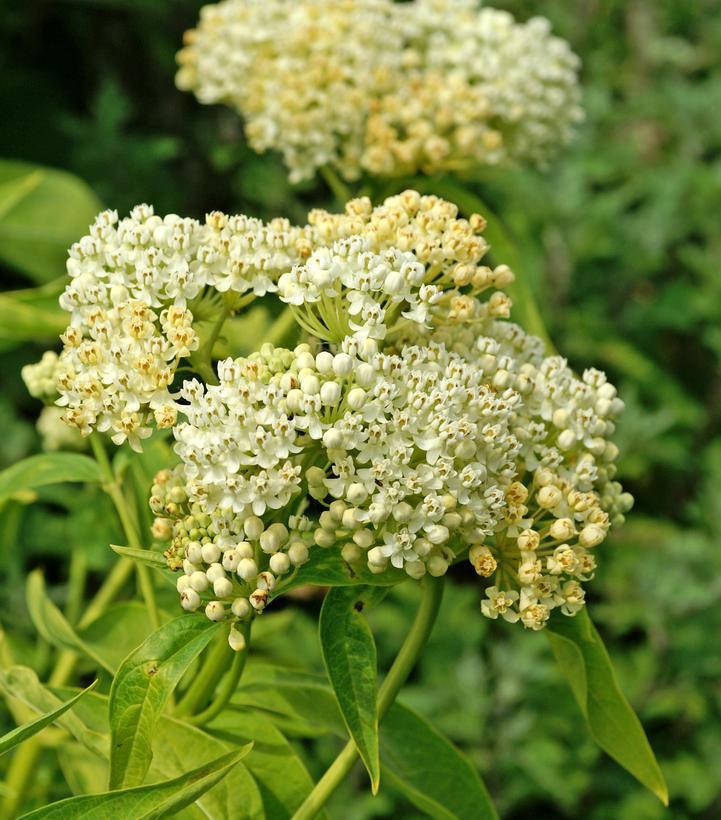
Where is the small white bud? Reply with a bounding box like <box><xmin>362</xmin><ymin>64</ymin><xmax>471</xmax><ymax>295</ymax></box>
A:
<box><xmin>288</xmin><ymin>541</ymin><xmax>309</xmax><ymax>565</ymax></box>
<box><xmin>425</xmin><ymin>524</ymin><xmax>450</xmax><ymax>545</ymax></box>
<box><xmin>176</xmin><ymin>575</ymin><xmax>191</xmax><ymax>593</ymax></box>
<box><xmin>316</xmin><ymin>351</ymin><xmax>334</xmax><ymax>374</ymax></box>
<box><xmin>189</xmin><ymin>571</ymin><xmax>209</xmax><ymax>592</ymax></box>
<box><xmin>300</xmin><ymin>374</ymin><xmax>320</xmax><ymax>396</ymax></box>
<box><xmin>405</xmin><ymin>560</ymin><xmax>426</xmax><ymax>579</ymax></box>
<box><xmin>231</xmin><ymin>597</ymin><xmax>251</xmax><ymax>618</ymax></box>
<box><xmin>256</xmin><ymin>571</ymin><xmax>276</xmax><ymax>591</ymax></box>
<box><xmin>213</xmin><ymin>577</ymin><xmax>233</xmax><ymax>598</ymax></box>
<box><xmin>322</xmin><ymin>429</ymin><xmax>344</xmax><ymax>450</ymax></box>
<box><xmin>206</xmin><ymin>563</ymin><xmax>226</xmax><ymax>583</ymax></box>
<box><xmin>353</xmin><ymin>529</ymin><xmax>374</xmax><ymax>549</ymax></box>
<box><xmin>550</xmin><ymin>518</ymin><xmax>576</xmax><ymax>541</ymax></box>
<box><xmin>341</xmin><ymin>542</ymin><xmax>361</xmax><ymax>564</ymax></box>
<box><xmin>205</xmin><ymin>601</ymin><xmax>225</xmax><ymax>621</ymax></box>
<box><xmin>332</xmin><ymin>353</ymin><xmax>354</xmax><ymax>377</ymax></box>
<box><xmin>269</xmin><ymin>552</ymin><xmax>291</xmax><ymax>574</ymax></box>
<box><xmin>236</xmin><ymin>541</ymin><xmax>254</xmax><ymax>559</ymax></box>
<box><xmin>320</xmin><ymin>381</ymin><xmax>341</xmax><ymax>405</ymax></box>
<box><xmin>186</xmin><ymin>541</ymin><xmax>203</xmax><ymax>563</ymax></box>
<box><xmin>222</xmin><ymin>550</ymin><xmax>240</xmax><ymax>572</ymax></box>
<box><xmin>244</xmin><ymin>517</ymin><xmax>264</xmax><ymax>540</ymax></box>
<box><xmin>250</xmin><ymin>589</ymin><xmax>268</xmax><ymax>611</ymax></box>
<box><xmin>181</xmin><ymin>588</ymin><xmax>201</xmax><ymax>611</ymax></box>
<box><xmin>537</xmin><ymin>485</ymin><xmax>562</xmax><ymax>509</ymax></box>
<box><xmin>355</xmin><ymin>363</ymin><xmax>375</xmax><ymax>387</ymax></box>
<box><xmin>367</xmin><ymin>546</ymin><xmax>387</xmax><ymax>568</ymax></box>
<box><xmin>237</xmin><ymin>558</ymin><xmax>258</xmax><ymax>581</ymax></box>
<box><xmin>347</xmin><ymin>483</ymin><xmax>368</xmax><ymax>505</ymax></box>
<box><xmin>201</xmin><ymin>542</ymin><xmax>221</xmax><ymax>564</ymax></box>
<box><xmin>347</xmin><ymin>388</ymin><xmax>366</xmax><ymax>410</ymax></box>
<box><xmin>427</xmin><ymin>556</ymin><xmax>449</xmax><ymax>577</ymax></box>
<box><xmin>228</xmin><ymin>627</ymin><xmax>246</xmax><ymax>652</ymax></box>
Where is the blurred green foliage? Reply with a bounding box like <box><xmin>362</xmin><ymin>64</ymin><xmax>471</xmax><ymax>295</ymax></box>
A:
<box><xmin>0</xmin><ymin>0</ymin><xmax>719</xmax><ymax>816</ymax></box>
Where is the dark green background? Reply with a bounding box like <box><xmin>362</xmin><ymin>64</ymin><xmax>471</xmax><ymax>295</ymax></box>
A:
<box><xmin>1</xmin><ymin>1</ymin><xmax>720</xmax><ymax>817</ymax></box>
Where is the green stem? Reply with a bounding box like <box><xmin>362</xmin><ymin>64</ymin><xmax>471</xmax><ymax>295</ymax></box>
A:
<box><xmin>292</xmin><ymin>575</ymin><xmax>445</xmax><ymax>820</ymax></box>
<box><xmin>267</xmin><ymin>306</ymin><xmax>299</xmax><ymax>349</ymax></box>
<box><xmin>187</xmin><ymin>620</ymin><xmax>252</xmax><ymax>726</ymax></box>
<box><xmin>90</xmin><ymin>435</ymin><xmax>159</xmax><ymax>630</ymax></box>
<box><xmin>320</xmin><ymin>166</ymin><xmax>353</xmax><ymax>205</ymax></box>
<box><xmin>175</xmin><ymin>627</ymin><xmax>233</xmax><ymax>717</ymax></box>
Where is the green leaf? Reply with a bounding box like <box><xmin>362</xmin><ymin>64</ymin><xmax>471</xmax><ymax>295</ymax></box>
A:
<box><xmin>381</xmin><ymin>702</ymin><xmax>498</xmax><ymax>820</ymax></box>
<box><xmin>108</xmin><ymin>615</ymin><xmax>223</xmax><ymax>789</ymax></box>
<box><xmin>271</xmin><ymin>549</ymin><xmax>406</xmax><ymax>600</ymax></box>
<box><xmin>0</xmin><ymin>453</ymin><xmax>102</xmax><ymax>504</ymax></box>
<box><xmin>80</xmin><ymin>603</ymin><xmax>168</xmax><ymax>673</ymax></box>
<box><xmin>0</xmin><ymin>159</ymin><xmax>101</xmax><ymax>283</ymax></box>
<box><xmin>0</xmin><ymin>289</ymin><xmax>66</xmax><ymax>345</ymax></box>
<box><xmin>110</xmin><ymin>545</ymin><xmax>168</xmax><ymax>570</ymax></box>
<box><xmin>18</xmin><ymin>746</ymin><xmax>252</xmax><ymax>820</ymax></box>
<box><xmin>150</xmin><ymin>720</ymin><xmax>263</xmax><ymax>820</ymax></box>
<box><xmin>547</xmin><ymin>607</ymin><xmax>668</xmax><ymax>805</ymax></box>
<box><xmin>0</xmin><ymin>681</ymin><xmax>96</xmax><ymax>756</ymax></box>
<box><xmin>26</xmin><ymin>571</ymin><xmax>112</xmax><ymax>672</ymax></box>
<box><xmin>319</xmin><ymin>586</ymin><xmax>380</xmax><ymax>792</ymax></box>
<box><xmin>207</xmin><ymin>709</ymin><xmax>316</xmax><ymax>819</ymax></box>
<box><xmin>0</xmin><ymin>667</ymin><xmax>108</xmax><ymax>758</ymax></box>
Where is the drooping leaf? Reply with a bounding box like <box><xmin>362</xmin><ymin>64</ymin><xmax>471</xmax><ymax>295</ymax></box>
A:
<box><xmin>0</xmin><ymin>681</ymin><xmax>96</xmax><ymax>756</ymax></box>
<box><xmin>26</xmin><ymin>571</ymin><xmax>112</xmax><ymax>672</ymax></box>
<box><xmin>0</xmin><ymin>159</ymin><xmax>101</xmax><ymax>283</ymax></box>
<box><xmin>0</xmin><ymin>453</ymin><xmax>102</xmax><ymax>504</ymax></box>
<box><xmin>0</xmin><ymin>667</ymin><xmax>108</xmax><ymax>758</ymax></box>
<box><xmin>547</xmin><ymin>607</ymin><xmax>668</xmax><ymax>805</ymax></box>
<box><xmin>381</xmin><ymin>702</ymin><xmax>498</xmax><ymax>820</ymax></box>
<box><xmin>108</xmin><ymin>615</ymin><xmax>223</xmax><ymax>789</ymax></box>
<box><xmin>18</xmin><ymin>746</ymin><xmax>252</xmax><ymax>820</ymax></box>
<box><xmin>319</xmin><ymin>586</ymin><xmax>380</xmax><ymax>792</ymax></box>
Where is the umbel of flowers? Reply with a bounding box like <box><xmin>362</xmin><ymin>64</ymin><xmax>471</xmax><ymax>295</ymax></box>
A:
<box><xmin>50</xmin><ymin>190</ymin><xmax>632</xmax><ymax>648</ymax></box>
<box><xmin>176</xmin><ymin>0</ymin><xmax>583</xmax><ymax>182</ymax></box>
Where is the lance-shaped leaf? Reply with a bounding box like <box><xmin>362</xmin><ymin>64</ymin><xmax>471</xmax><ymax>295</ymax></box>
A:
<box><xmin>0</xmin><ymin>681</ymin><xmax>96</xmax><ymax>756</ymax></box>
<box><xmin>110</xmin><ymin>545</ymin><xmax>169</xmax><ymax>570</ymax></box>
<box><xmin>319</xmin><ymin>586</ymin><xmax>380</xmax><ymax>792</ymax></box>
<box><xmin>0</xmin><ymin>454</ymin><xmax>102</xmax><ymax>505</ymax></box>
<box><xmin>0</xmin><ymin>159</ymin><xmax>101</xmax><ymax>283</ymax></box>
<box><xmin>381</xmin><ymin>702</ymin><xmax>498</xmax><ymax>820</ymax></box>
<box><xmin>547</xmin><ymin>607</ymin><xmax>668</xmax><ymax>805</ymax></box>
<box><xmin>18</xmin><ymin>746</ymin><xmax>252</xmax><ymax>820</ymax></box>
<box><xmin>26</xmin><ymin>571</ymin><xmax>112</xmax><ymax>672</ymax></box>
<box><xmin>108</xmin><ymin>615</ymin><xmax>223</xmax><ymax>789</ymax></box>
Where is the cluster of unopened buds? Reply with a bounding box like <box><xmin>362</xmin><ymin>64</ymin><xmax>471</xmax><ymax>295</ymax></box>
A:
<box><xmin>176</xmin><ymin>0</ymin><xmax>583</xmax><ymax>182</ymax></box>
<box><xmin>46</xmin><ymin>189</ymin><xmax>631</xmax><ymax>649</ymax></box>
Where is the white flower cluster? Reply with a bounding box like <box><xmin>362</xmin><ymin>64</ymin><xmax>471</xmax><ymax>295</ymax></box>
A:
<box><xmin>55</xmin><ymin>193</ymin><xmax>508</xmax><ymax>448</ymax></box>
<box><xmin>22</xmin><ymin>351</ymin><xmax>61</xmax><ymax>401</ymax></box>
<box><xmin>176</xmin><ymin>0</ymin><xmax>582</xmax><ymax>181</ymax></box>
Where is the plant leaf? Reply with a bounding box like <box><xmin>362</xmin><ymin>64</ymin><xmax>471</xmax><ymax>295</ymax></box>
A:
<box><xmin>0</xmin><ymin>159</ymin><xmax>101</xmax><ymax>283</ymax></box>
<box><xmin>547</xmin><ymin>607</ymin><xmax>668</xmax><ymax>805</ymax></box>
<box><xmin>381</xmin><ymin>702</ymin><xmax>498</xmax><ymax>820</ymax></box>
<box><xmin>26</xmin><ymin>571</ymin><xmax>112</xmax><ymax>672</ymax></box>
<box><xmin>0</xmin><ymin>667</ymin><xmax>108</xmax><ymax>758</ymax></box>
<box><xmin>110</xmin><ymin>545</ymin><xmax>168</xmax><ymax>569</ymax></box>
<box><xmin>0</xmin><ymin>288</ymin><xmax>66</xmax><ymax>345</ymax></box>
<box><xmin>208</xmin><ymin>708</ymin><xmax>319</xmax><ymax>819</ymax></box>
<box><xmin>108</xmin><ymin>615</ymin><xmax>223</xmax><ymax>789</ymax></box>
<box><xmin>319</xmin><ymin>586</ymin><xmax>380</xmax><ymax>792</ymax></box>
<box><xmin>0</xmin><ymin>453</ymin><xmax>102</xmax><ymax>504</ymax></box>
<box><xmin>18</xmin><ymin>746</ymin><xmax>252</xmax><ymax>820</ymax></box>
<box><xmin>0</xmin><ymin>681</ymin><xmax>96</xmax><ymax>756</ymax></box>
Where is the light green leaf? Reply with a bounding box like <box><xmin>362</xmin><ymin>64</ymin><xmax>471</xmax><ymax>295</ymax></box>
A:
<box><xmin>271</xmin><ymin>549</ymin><xmax>406</xmax><ymax>600</ymax></box>
<box><xmin>151</xmin><ymin>719</ymin><xmax>263</xmax><ymax>820</ymax></box>
<box><xmin>380</xmin><ymin>702</ymin><xmax>498</xmax><ymax>820</ymax></box>
<box><xmin>0</xmin><ymin>159</ymin><xmax>101</xmax><ymax>283</ymax></box>
<box><xmin>108</xmin><ymin>615</ymin><xmax>223</xmax><ymax>789</ymax></box>
<box><xmin>80</xmin><ymin>602</ymin><xmax>168</xmax><ymax>673</ymax></box>
<box><xmin>110</xmin><ymin>545</ymin><xmax>168</xmax><ymax>570</ymax></box>
<box><xmin>319</xmin><ymin>586</ymin><xmax>380</xmax><ymax>792</ymax></box>
<box><xmin>208</xmin><ymin>708</ymin><xmax>318</xmax><ymax>819</ymax></box>
<box><xmin>0</xmin><ymin>667</ymin><xmax>108</xmax><ymax>758</ymax></box>
<box><xmin>547</xmin><ymin>607</ymin><xmax>668</xmax><ymax>805</ymax></box>
<box><xmin>26</xmin><ymin>571</ymin><xmax>112</xmax><ymax>672</ymax></box>
<box><xmin>18</xmin><ymin>746</ymin><xmax>252</xmax><ymax>820</ymax></box>
<box><xmin>0</xmin><ymin>289</ymin><xmax>66</xmax><ymax>345</ymax></box>
<box><xmin>0</xmin><ymin>681</ymin><xmax>96</xmax><ymax>756</ymax></box>
<box><xmin>0</xmin><ymin>453</ymin><xmax>102</xmax><ymax>504</ymax></box>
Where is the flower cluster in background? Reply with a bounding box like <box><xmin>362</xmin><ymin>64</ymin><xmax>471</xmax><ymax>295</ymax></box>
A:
<box><xmin>176</xmin><ymin>0</ymin><xmax>582</xmax><ymax>182</ymax></box>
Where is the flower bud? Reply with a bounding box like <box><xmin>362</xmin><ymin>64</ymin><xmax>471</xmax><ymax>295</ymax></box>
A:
<box><xmin>231</xmin><ymin>597</ymin><xmax>251</xmax><ymax>618</ymax></box>
<box><xmin>537</xmin><ymin>485</ymin><xmax>562</xmax><ymax>509</ymax></box>
<box><xmin>269</xmin><ymin>552</ymin><xmax>291</xmax><ymax>574</ymax></box>
<box><xmin>244</xmin><ymin>516</ymin><xmax>265</xmax><ymax>540</ymax></box>
<box><xmin>228</xmin><ymin>627</ymin><xmax>246</xmax><ymax>652</ymax></box>
<box><xmin>213</xmin><ymin>577</ymin><xmax>233</xmax><ymax>598</ymax></box>
<box><xmin>549</xmin><ymin>518</ymin><xmax>576</xmax><ymax>541</ymax></box>
<box><xmin>288</xmin><ymin>541</ymin><xmax>309</xmax><ymax>565</ymax></box>
<box><xmin>237</xmin><ymin>558</ymin><xmax>258</xmax><ymax>581</ymax></box>
<box><xmin>181</xmin><ymin>588</ymin><xmax>201</xmax><ymax>611</ymax></box>
<box><xmin>205</xmin><ymin>601</ymin><xmax>225</xmax><ymax>621</ymax></box>
<box><xmin>189</xmin><ymin>571</ymin><xmax>209</xmax><ymax>592</ymax></box>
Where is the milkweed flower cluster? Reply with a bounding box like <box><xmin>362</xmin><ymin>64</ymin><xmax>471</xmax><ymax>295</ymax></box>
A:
<box><xmin>176</xmin><ymin>0</ymin><xmax>582</xmax><ymax>182</ymax></box>
<box><xmin>51</xmin><ymin>190</ymin><xmax>630</xmax><ymax>645</ymax></box>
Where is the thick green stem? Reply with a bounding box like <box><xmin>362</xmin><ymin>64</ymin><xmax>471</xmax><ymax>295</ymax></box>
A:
<box><xmin>90</xmin><ymin>435</ymin><xmax>159</xmax><ymax>630</ymax></box>
<box><xmin>175</xmin><ymin>627</ymin><xmax>233</xmax><ymax>717</ymax></box>
<box><xmin>292</xmin><ymin>575</ymin><xmax>445</xmax><ymax>820</ymax></box>
<box><xmin>187</xmin><ymin>620</ymin><xmax>252</xmax><ymax>726</ymax></box>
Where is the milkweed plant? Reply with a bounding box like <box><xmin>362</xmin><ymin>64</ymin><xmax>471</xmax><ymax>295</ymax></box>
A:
<box><xmin>1</xmin><ymin>1</ymin><xmax>668</xmax><ymax>817</ymax></box>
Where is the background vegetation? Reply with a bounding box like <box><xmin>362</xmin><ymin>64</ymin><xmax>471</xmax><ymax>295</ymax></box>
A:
<box><xmin>1</xmin><ymin>0</ymin><xmax>719</xmax><ymax>816</ymax></box>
